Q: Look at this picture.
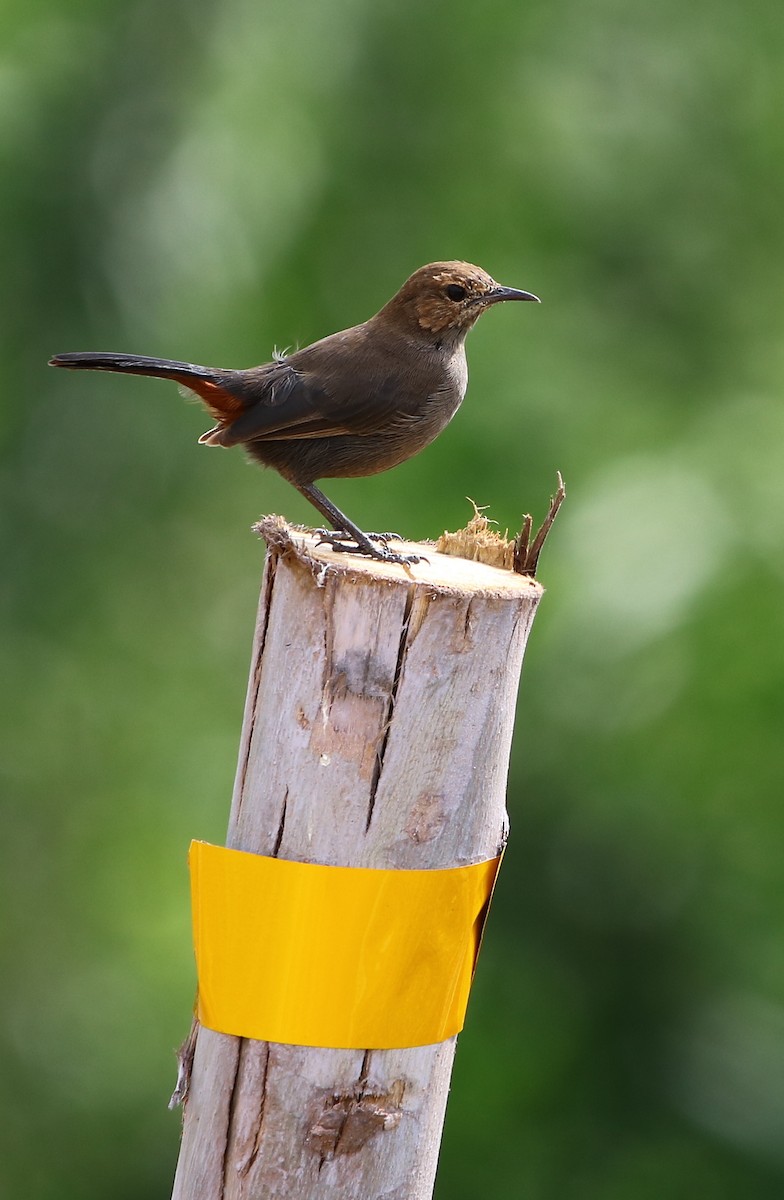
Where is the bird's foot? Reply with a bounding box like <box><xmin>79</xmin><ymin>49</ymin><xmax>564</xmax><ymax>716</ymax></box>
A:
<box><xmin>314</xmin><ymin>529</ymin><xmax>426</xmax><ymax>566</ymax></box>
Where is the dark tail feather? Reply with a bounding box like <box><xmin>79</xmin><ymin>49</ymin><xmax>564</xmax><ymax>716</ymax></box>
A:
<box><xmin>48</xmin><ymin>352</ymin><xmax>216</xmax><ymax>380</ymax></box>
<box><xmin>48</xmin><ymin>351</ymin><xmax>246</xmax><ymax>420</ymax></box>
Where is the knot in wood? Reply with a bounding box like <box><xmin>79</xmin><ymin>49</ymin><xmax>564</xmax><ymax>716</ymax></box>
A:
<box><xmin>308</xmin><ymin>1081</ymin><xmax>405</xmax><ymax>1159</ymax></box>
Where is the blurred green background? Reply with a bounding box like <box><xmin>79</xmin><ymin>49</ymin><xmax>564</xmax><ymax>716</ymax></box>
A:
<box><xmin>2</xmin><ymin>0</ymin><xmax>784</xmax><ymax>1195</ymax></box>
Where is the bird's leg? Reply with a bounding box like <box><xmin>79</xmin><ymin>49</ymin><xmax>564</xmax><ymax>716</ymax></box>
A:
<box><xmin>294</xmin><ymin>483</ymin><xmax>424</xmax><ymax>565</ymax></box>
<box><xmin>298</xmin><ymin>485</ymin><xmax>403</xmax><ymax>544</ymax></box>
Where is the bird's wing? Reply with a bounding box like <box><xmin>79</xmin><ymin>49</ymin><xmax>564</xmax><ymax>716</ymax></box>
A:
<box><xmin>204</xmin><ymin>359</ymin><xmax>356</xmax><ymax>446</ymax></box>
<box><xmin>207</xmin><ymin>328</ymin><xmax>449</xmax><ymax>447</ymax></box>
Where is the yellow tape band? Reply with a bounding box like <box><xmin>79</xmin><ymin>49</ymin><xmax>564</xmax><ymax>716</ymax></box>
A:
<box><xmin>189</xmin><ymin>840</ymin><xmax>502</xmax><ymax>1049</ymax></box>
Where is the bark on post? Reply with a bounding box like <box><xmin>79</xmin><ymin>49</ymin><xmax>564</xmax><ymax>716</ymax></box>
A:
<box><xmin>171</xmin><ymin>517</ymin><xmax>544</xmax><ymax>1200</ymax></box>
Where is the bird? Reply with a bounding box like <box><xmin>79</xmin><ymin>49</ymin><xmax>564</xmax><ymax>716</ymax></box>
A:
<box><xmin>49</xmin><ymin>261</ymin><xmax>539</xmax><ymax>565</ymax></box>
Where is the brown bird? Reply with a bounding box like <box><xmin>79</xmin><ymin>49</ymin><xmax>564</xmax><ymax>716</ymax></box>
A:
<box><xmin>49</xmin><ymin>261</ymin><xmax>539</xmax><ymax>564</ymax></box>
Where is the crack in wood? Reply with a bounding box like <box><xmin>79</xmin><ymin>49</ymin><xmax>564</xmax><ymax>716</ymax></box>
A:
<box><xmin>366</xmin><ymin>589</ymin><xmax>414</xmax><ymax>832</ymax></box>
<box><xmin>235</xmin><ymin>549</ymin><xmax>279</xmax><ymax>821</ymax></box>
<box><xmin>358</xmin><ymin>1048</ymin><xmax>372</xmax><ymax>1091</ymax></box>
<box><xmin>462</xmin><ymin>596</ymin><xmax>475</xmax><ymax>643</ymax></box>
<box><xmin>316</xmin><ymin>1050</ymin><xmax>372</xmax><ymax>1172</ymax></box>
<box><xmin>220</xmin><ymin>1041</ymin><xmax>274</xmax><ymax>1191</ymax></box>
<box><xmin>236</xmin><ymin>1043</ymin><xmax>272</xmax><ymax>1179</ymax></box>
<box><xmin>320</xmin><ymin>574</ymin><xmax>338</xmax><ymax>702</ymax></box>
<box><xmin>272</xmin><ymin>787</ymin><xmax>289</xmax><ymax>857</ymax></box>
<box><xmin>331</xmin><ymin>1050</ymin><xmax>373</xmax><ymax>1161</ymax></box>
<box><xmin>220</xmin><ymin>1049</ymin><xmax>244</xmax><ymax>1199</ymax></box>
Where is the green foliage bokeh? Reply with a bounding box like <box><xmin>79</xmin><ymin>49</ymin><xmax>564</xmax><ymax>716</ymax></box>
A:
<box><xmin>2</xmin><ymin>0</ymin><xmax>783</xmax><ymax>1195</ymax></box>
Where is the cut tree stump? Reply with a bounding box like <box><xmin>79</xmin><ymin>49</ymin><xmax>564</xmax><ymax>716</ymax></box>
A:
<box><xmin>171</xmin><ymin>514</ymin><xmax>547</xmax><ymax>1200</ymax></box>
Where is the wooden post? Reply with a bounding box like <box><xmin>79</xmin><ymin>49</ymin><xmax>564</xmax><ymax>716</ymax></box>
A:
<box><xmin>171</xmin><ymin>516</ymin><xmax>545</xmax><ymax>1200</ymax></box>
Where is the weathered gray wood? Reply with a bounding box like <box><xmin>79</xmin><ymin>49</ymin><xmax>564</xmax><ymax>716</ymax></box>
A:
<box><xmin>171</xmin><ymin>520</ymin><xmax>543</xmax><ymax>1200</ymax></box>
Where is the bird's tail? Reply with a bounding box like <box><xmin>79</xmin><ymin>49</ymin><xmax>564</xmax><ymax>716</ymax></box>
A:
<box><xmin>48</xmin><ymin>352</ymin><xmax>245</xmax><ymax>420</ymax></box>
<box><xmin>49</xmin><ymin>351</ymin><xmax>220</xmax><ymax>381</ymax></box>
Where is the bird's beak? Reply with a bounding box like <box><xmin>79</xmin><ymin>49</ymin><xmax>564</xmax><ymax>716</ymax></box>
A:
<box><xmin>481</xmin><ymin>285</ymin><xmax>541</xmax><ymax>305</ymax></box>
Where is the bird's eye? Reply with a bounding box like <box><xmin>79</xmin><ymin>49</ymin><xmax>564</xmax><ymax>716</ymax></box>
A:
<box><xmin>445</xmin><ymin>284</ymin><xmax>468</xmax><ymax>302</ymax></box>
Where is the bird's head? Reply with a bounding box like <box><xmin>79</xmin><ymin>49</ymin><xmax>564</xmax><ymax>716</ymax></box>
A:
<box><xmin>375</xmin><ymin>261</ymin><xmax>540</xmax><ymax>345</ymax></box>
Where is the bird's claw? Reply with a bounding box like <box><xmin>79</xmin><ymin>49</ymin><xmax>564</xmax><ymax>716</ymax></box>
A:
<box><xmin>314</xmin><ymin>529</ymin><xmax>425</xmax><ymax>567</ymax></box>
<box><xmin>314</xmin><ymin>528</ymin><xmax>352</xmax><ymax>550</ymax></box>
<box><xmin>380</xmin><ymin>549</ymin><xmax>428</xmax><ymax>566</ymax></box>
<box><xmin>366</xmin><ymin>531</ymin><xmax>404</xmax><ymax>543</ymax></box>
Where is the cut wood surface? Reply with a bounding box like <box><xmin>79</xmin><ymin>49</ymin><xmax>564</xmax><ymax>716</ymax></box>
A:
<box><xmin>171</xmin><ymin>518</ymin><xmax>544</xmax><ymax>1200</ymax></box>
